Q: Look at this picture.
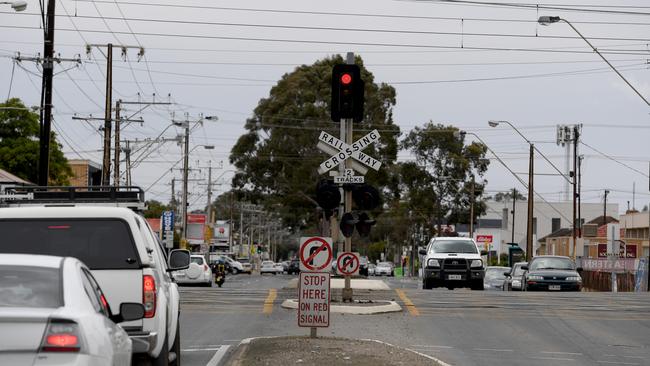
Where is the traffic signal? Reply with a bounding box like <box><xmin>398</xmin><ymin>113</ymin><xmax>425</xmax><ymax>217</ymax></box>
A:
<box><xmin>331</xmin><ymin>64</ymin><xmax>364</xmax><ymax>122</ymax></box>
<box><xmin>316</xmin><ymin>179</ymin><xmax>341</xmax><ymax>210</ymax></box>
<box><xmin>340</xmin><ymin>212</ymin><xmax>358</xmax><ymax>238</ymax></box>
<box><xmin>352</xmin><ymin>184</ymin><xmax>381</xmax><ymax>210</ymax></box>
<box><xmin>355</xmin><ymin>212</ymin><xmax>376</xmax><ymax>237</ymax></box>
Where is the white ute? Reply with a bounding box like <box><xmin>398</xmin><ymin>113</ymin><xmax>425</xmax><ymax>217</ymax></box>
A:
<box><xmin>419</xmin><ymin>237</ymin><xmax>486</xmax><ymax>291</ymax></box>
<box><xmin>0</xmin><ymin>186</ymin><xmax>191</xmax><ymax>366</ymax></box>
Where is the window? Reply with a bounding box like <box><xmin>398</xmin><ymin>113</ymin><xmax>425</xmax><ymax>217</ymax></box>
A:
<box><xmin>552</xmin><ymin>218</ymin><xmax>561</xmax><ymax>233</ymax></box>
<box><xmin>0</xmin><ymin>219</ymin><xmax>140</xmax><ymax>270</ymax></box>
<box><xmin>0</xmin><ymin>265</ymin><xmax>62</xmax><ymax>308</ymax></box>
<box><xmin>81</xmin><ymin>268</ymin><xmax>110</xmax><ymax>316</ymax></box>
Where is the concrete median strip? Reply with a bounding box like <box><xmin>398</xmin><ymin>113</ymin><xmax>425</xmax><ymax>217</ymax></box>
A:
<box><xmin>286</xmin><ymin>277</ymin><xmax>390</xmax><ymax>290</ymax></box>
<box><xmin>281</xmin><ymin>298</ymin><xmax>402</xmax><ymax>314</ymax></box>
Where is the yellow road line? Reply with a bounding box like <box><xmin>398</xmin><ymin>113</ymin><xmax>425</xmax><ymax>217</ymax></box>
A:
<box><xmin>263</xmin><ymin>289</ymin><xmax>277</xmax><ymax>314</ymax></box>
<box><xmin>395</xmin><ymin>289</ymin><xmax>419</xmax><ymax>316</ymax></box>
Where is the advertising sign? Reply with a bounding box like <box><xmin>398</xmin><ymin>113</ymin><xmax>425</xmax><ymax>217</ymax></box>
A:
<box><xmin>213</xmin><ymin>221</ymin><xmax>230</xmax><ymax>241</ymax></box>
<box><xmin>298</xmin><ymin>272</ymin><xmax>330</xmax><ymax>328</ymax></box>
<box><xmin>161</xmin><ymin>211</ymin><xmax>174</xmax><ymax>249</ymax></box>
<box><xmin>186</xmin><ymin>214</ymin><xmax>207</xmax><ymax>241</ymax></box>
<box><xmin>476</xmin><ymin>235</ymin><xmax>493</xmax><ymax>251</ymax></box>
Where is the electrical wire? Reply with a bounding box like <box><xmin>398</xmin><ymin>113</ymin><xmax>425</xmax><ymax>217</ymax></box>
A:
<box><xmin>580</xmin><ymin>141</ymin><xmax>650</xmax><ymax>178</ymax></box>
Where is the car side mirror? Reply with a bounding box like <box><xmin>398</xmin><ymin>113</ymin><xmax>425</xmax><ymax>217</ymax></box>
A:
<box><xmin>521</xmin><ymin>265</ymin><xmax>528</xmax><ymax>271</ymax></box>
<box><xmin>110</xmin><ymin>302</ymin><xmax>145</xmax><ymax>323</ymax></box>
<box><xmin>168</xmin><ymin>249</ymin><xmax>191</xmax><ymax>272</ymax></box>
<box><xmin>576</xmin><ymin>267</ymin><xmax>583</xmax><ymax>272</ymax></box>
<box><xmin>418</xmin><ymin>248</ymin><xmax>427</xmax><ymax>256</ymax></box>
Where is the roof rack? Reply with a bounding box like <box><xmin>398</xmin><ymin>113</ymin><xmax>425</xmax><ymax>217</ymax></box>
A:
<box><xmin>0</xmin><ymin>186</ymin><xmax>146</xmax><ymax>211</ymax></box>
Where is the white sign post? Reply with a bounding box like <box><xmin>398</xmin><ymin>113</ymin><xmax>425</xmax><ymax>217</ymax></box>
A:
<box><xmin>298</xmin><ymin>272</ymin><xmax>330</xmax><ymax>329</ymax></box>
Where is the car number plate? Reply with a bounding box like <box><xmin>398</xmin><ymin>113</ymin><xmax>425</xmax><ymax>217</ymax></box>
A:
<box><xmin>448</xmin><ymin>274</ymin><xmax>462</xmax><ymax>280</ymax></box>
<box><xmin>549</xmin><ymin>285</ymin><xmax>561</xmax><ymax>290</ymax></box>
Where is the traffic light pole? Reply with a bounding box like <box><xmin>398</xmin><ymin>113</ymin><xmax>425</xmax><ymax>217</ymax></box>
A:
<box><xmin>342</xmin><ymin>117</ymin><xmax>353</xmax><ymax>302</ymax></box>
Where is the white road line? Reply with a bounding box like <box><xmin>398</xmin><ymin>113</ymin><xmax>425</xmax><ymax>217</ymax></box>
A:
<box><xmin>182</xmin><ymin>347</ymin><xmax>223</xmax><ymax>352</ymax></box>
<box><xmin>411</xmin><ymin>345</ymin><xmax>454</xmax><ymax>349</ymax></box>
<box><xmin>474</xmin><ymin>348</ymin><xmax>514</xmax><ymax>352</ymax></box>
<box><xmin>206</xmin><ymin>345</ymin><xmax>231</xmax><ymax>366</ymax></box>
<box><xmin>540</xmin><ymin>351</ymin><xmax>584</xmax><ymax>356</ymax></box>
<box><xmin>529</xmin><ymin>356</ymin><xmax>576</xmax><ymax>361</ymax></box>
<box><xmin>596</xmin><ymin>361</ymin><xmax>639</xmax><ymax>365</ymax></box>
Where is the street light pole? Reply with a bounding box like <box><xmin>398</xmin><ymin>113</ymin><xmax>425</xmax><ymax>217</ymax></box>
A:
<box><xmin>38</xmin><ymin>0</ymin><xmax>55</xmax><ymax>186</ymax></box>
<box><xmin>527</xmin><ymin>144</ymin><xmax>534</xmax><ymax>261</ymax></box>
<box><xmin>539</xmin><ymin>16</ymin><xmax>650</xmax><ymax>108</ymax></box>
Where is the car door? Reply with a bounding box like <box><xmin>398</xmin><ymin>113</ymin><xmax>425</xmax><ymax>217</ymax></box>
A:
<box><xmin>81</xmin><ymin>268</ymin><xmax>132</xmax><ymax>366</ymax></box>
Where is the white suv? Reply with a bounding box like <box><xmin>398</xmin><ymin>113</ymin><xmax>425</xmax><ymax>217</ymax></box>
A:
<box><xmin>419</xmin><ymin>237</ymin><xmax>485</xmax><ymax>291</ymax></box>
<box><xmin>0</xmin><ymin>205</ymin><xmax>189</xmax><ymax>366</ymax></box>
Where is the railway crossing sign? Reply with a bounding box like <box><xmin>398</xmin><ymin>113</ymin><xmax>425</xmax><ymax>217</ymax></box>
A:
<box><xmin>299</xmin><ymin>237</ymin><xmax>333</xmax><ymax>272</ymax></box>
<box><xmin>317</xmin><ymin>129</ymin><xmax>382</xmax><ymax>175</ymax></box>
<box><xmin>336</xmin><ymin>252</ymin><xmax>360</xmax><ymax>276</ymax></box>
<box><xmin>334</xmin><ymin>169</ymin><xmax>364</xmax><ymax>184</ymax></box>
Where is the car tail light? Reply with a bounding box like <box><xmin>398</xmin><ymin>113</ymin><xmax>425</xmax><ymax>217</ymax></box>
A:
<box><xmin>204</xmin><ymin>264</ymin><xmax>209</xmax><ymax>272</ymax></box>
<box><xmin>143</xmin><ymin>275</ymin><xmax>156</xmax><ymax>318</ymax></box>
<box><xmin>39</xmin><ymin>319</ymin><xmax>84</xmax><ymax>353</ymax></box>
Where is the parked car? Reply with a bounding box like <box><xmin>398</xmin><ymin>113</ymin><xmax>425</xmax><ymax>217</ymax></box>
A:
<box><xmin>0</xmin><ymin>254</ymin><xmax>145</xmax><ymax>366</ymax></box>
<box><xmin>375</xmin><ymin>262</ymin><xmax>394</xmax><ymax>276</ymax></box>
<box><xmin>522</xmin><ymin>256</ymin><xmax>583</xmax><ymax>292</ymax></box>
<box><xmin>173</xmin><ymin>255</ymin><xmax>212</xmax><ymax>286</ymax></box>
<box><xmin>503</xmin><ymin>262</ymin><xmax>527</xmax><ymax>291</ymax></box>
<box><xmin>260</xmin><ymin>260</ymin><xmax>277</xmax><ymax>275</ymax></box>
<box><xmin>359</xmin><ymin>256</ymin><xmax>369</xmax><ymax>276</ymax></box>
<box><xmin>368</xmin><ymin>263</ymin><xmax>376</xmax><ymax>276</ymax></box>
<box><xmin>0</xmin><ymin>188</ymin><xmax>191</xmax><ymax>366</ymax></box>
<box><xmin>484</xmin><ymin>266</ymin><xmax>511</xmax><ymax>290</ymax></box>
<box><xmin>281</xmin><ymin>260</ymin><xmax>290</xmax><ymax>273</ymax></box>
<box><xmin>235</xmin><ymin>258</ymin><xmax>253</xmax><ymax>274</ymax></box>
<box><xmin>274</xmin><ymin>262</ymin><xmax>284</xmax><ymax>273</ymax></box>
<box><xmin>287</xmin><ymin>259</ymin><xmax>301</xmax><ymax>275</ymax></box>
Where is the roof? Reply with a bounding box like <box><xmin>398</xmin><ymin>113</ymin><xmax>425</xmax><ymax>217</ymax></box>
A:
<box><xmin>0</xmin><ymin>253</ymin><xmax>64</xmax><ymax>268</ymax></box>
<box><xmin>586</xmin><ymin>216</ymin><xmax>618</xmax><ymax>225</ymax></box>
<box><xmin>538</xmin><ymin>228</ymin><xmax>574</xmax><ymax>243</ymax></box>
<box><xmin>0</xmin><ymin>206</ymin><xmax>138</xmax><ymax>219</ymax></box>
<box><xmin>0</xmin><ymin>168</ymin><xmax>32</xmax><ymax>185</ymax></box>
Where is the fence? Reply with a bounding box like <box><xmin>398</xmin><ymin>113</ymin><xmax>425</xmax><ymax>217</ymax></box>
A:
<box><xmin>578</xmin><ymin>257</ymin><xmax>648</xmax><ymax>292</ymax></box>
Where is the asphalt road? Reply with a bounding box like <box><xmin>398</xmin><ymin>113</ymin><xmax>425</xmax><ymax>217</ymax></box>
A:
<box><xmin>178</xmin><ymin>273</ymin><xmax>650</xmax><ymax>366</ymax></box>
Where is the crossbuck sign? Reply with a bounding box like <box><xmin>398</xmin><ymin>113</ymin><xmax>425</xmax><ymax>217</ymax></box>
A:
<box><xmin>317</xmin><ymin>129</ymin><xmax>381</xmax><ymax>175</ymax></box>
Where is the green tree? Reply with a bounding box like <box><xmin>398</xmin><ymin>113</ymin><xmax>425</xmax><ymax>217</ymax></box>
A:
<box><xmin>229</xmin><ymin>55</ymin><xmax>400</xmax><ymax>230</ymax></box>
<box><xmin>144</xmin><ymin>200</ymin><xmax>171</xmax><ymax>219</ymax></box>
<box><xmin>0</xmin><ymin>98</ymin><xmax>71</xmax><ymax>184</ymax></box>
<box><xmin>400</xmin><ymin>123</ymin><xmax>489</xmax><ymax>233</ymax></box>
<box><xmin>490</xmin><ymin>190</ymin><xmax>526</xmax><ymax>202</ymax></box>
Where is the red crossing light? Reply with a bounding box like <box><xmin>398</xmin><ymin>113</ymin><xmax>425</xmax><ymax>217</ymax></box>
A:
<box><xmin>340</xmin><ymin>73</ymin><xmax>352</xmax><ymax>85</ymax></box>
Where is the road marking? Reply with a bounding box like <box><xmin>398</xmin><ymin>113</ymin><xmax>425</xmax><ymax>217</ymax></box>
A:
<box><xmin>597</xmin><ymin>361</ymin><xmax>639</xmax><ymax>365</ymax></box>
<box><xmin>181</xmin><ymin>347</ymin><xmax>223</xmax><ymax>352</ymax></box>
<box><xmin>540</xmin><ymin>351</ymin><xmax>584</xmax><ymax>356</ymax></box>
<box><xmin>263</xmin><ymin>288</ymin><xmax>277</xmax><ymax>314</ymax></box>
<box><xmin>395</xmin><ymin>289</ymin><xmax>419</xmax><ymax>316</ymax></box>
<box><xmin>474</xmin><ymin>348</ymin><xmax>514</xmax><ymax>352</ymax></box>
<box><xmin>529</xmin><ymin>356</ymin><xmax>576</xmax><ymax>361</ymax></box>
<box><xmin>206</xmin><ymin>345</ymin><xmax>230</xmax><ymax>366</ymax></box>
<box><xmin>411</xmin><ymin>345</ymin><xmax>454</xmax><ymax>349</ymax></box>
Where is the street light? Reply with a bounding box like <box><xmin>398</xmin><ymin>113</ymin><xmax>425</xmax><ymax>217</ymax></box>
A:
<box><xmin>0</xmin><ymin>0</ymin><xmax>27</xmax><ymax>11</ymax></box>
<box><xmin>538</xmin><ymin>16</ymin><xmax>650</xmax><ymax>108</ymax></box>
<box><xmin>486</xmin><ymin>122</ymin><xmax>534</xmax><ymax>261</ymax></box>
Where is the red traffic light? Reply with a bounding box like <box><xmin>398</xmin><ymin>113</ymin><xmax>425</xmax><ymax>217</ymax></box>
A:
<box><xmin>340</xmin><ymin>73</ymin><xmax>352</xmax><ymax>85</ymax></box>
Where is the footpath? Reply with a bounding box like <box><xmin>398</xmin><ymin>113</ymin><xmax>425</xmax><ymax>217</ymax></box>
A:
<box><xmin>224</xmin><ymin>336</ymin><xmax>447</xmax><ymax>366</ymax></box>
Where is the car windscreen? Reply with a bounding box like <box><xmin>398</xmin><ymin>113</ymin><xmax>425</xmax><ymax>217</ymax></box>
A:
<box><xmin>429</xmin><ymin>240</ymin><xmax>478</xmax><ymax>254</ymax></box>
<box><xmin>0</xmin><ymin>219</ymin><xmax>140</xmax><ymax>270</ymax></box>
<box><xmin>0</xmin><ymin>265</ymin><xmax>62</xmax><ymax>308</ymax></box>
<box><xmin>191</xmin><ymin>257</ymin><xmax>204</xmax><ymax>265</ymax></box>
<box><xmin>530</xmin><ymin>257</ymin><xmax>574</xmax><ymax>271</ymax></box>
<box><xmin>377</xmin><ymin>262</ymin><xmax>391</xmax><ymax>267</ymax></box>
<box><xmin>485</xmin><ymin>268</ymin><xmax>510</xmax><ymax>280</ymax></box>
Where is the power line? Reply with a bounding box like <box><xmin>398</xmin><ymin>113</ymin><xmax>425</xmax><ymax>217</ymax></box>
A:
<box><xmin>415</xmin><ymin>0</ymin><xmax>650</xmax><ymax>16</ymax></box>
<box><xmin>580</xmin><ymin>141</ymin><xmax>650</xmax><ymax>178</ymax></box>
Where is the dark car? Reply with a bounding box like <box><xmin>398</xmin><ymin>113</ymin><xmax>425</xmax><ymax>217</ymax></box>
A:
<box><xmin>503</xmin><ymin>262</ymin><xmax>527</xmax><ymax>291</ymax></box>
<box><xmin>359</xmin><ymin>256</ymin><xmax>369</xmax><ymax>276</ymax></box>
<box><xmin>522</xmin><ymin>256</ymin><xmax>583</xmax><ymax>292</ymax></box>
<box><xmin>287</xmin><ymin>259</ymin><xmax>300</xmax><ymax>275</ymax></box>
<box><xmin>484</xmin><ymin>266</ymin><xmax>511</xmax><ymax>290</ymax></box>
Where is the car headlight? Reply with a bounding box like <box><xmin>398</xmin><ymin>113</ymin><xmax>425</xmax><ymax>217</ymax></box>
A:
<box><xmin>427</xmin><ymin>259</ymin><xmax>440</xmax><ymax>267</ymax></box>
<box><xmin>527</xmin><ymin>275</ymin><xmax>544</xmax><ymax>280</ymax></box>
<box><xmin>566</xmin><ymin>276</ymin><xmax>582</xmax><ymax>282</ymax></box>
<box><xmin>470</xmin><ymin>259</ymin><xmax>483</xmax><ymax>268</ymax></box>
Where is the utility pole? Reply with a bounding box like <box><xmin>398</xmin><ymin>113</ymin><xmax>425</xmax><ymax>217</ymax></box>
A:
<box><xmin>341</xmin><ymin>52</ymin><xmax>354</xmax><ymax>303</ymax></box>
<box><xmin>113</xmin><ymin>99</ymin><xmax>121</xmax><ymax>186</ymax></box>
<box><xmin>526</xmin><ymin>144</ymin><xmax>534</xmax><ymax>261</ymax></box>
<box><xmin>604</xmin><ymin>190</ymin><xmax>610</xmax><ymax>226</ymax></box>
<box><xmin>571</xmin><ymin>125</ymin><xmax>580</xmax><ymax>259</ymax></box>
<box><xmin>38</xmin><ymin>0</ymin><xmax>56</xmax><ymax>186</ymax></box>
<box><xmin>123</xmin><ymin>141</ymin><xmax>132</xmax><ymax>185</ymax></box>
<box><xmin>206</xmin><ymin>161</ymin><xmax>213</xmax><ymax>223</ymax></box>
<box><xmin>578</xmin><ymin>155</ymin><xmax>583</xmax><ymax>238</ymax></box>
<box><xmin>469</xmin><ymin>175</ymin><xmax>475</xmax><ymax>238</ymax></box>
<box><xmin>510</xmin><ymin>188</ymin><xmax>517</xmax><ymax>243</ymax></box>
<box><xmin>171</xmin><ymin>178</ymin><xmax>176</xmax><ymax>211</ymax></box>
<box><xmin>182</xmin><ymin>120</ymin><xmax>190</xmax><ymax>242</ymax></box>
<box><xmin>102</xmin><ymin>44</ymin><xmax>113</xmax><ymax>185</ymax></box>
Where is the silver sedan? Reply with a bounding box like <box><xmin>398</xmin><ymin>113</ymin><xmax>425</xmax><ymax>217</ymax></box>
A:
<box><xmin>0</xmin><ymin>254</ymin><xmax>145</xmax><ymax>366</ymax></box>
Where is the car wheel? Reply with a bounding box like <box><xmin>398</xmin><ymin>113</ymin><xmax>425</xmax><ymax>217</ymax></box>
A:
<box><xmin>232</xmin><ymin>268</ymin><xmax>239</xmax><ymax>275</ymax></box>
<box><xmin>446</xmin><ymin>286</ymin><xmax>454</xmax><ymax>290</ymax></box>
<box><xmin>422</xmin><ymin>280</ymin><xmax>432</xmax><ymax>290</ymax></box>
<box><xmin>470</xmin><ymin>280</ymin><xmax>484</xmax><ymax>291</ymax></box>
<box><xmin>150</xmin><ymin>329</ymin><xmax>170</xmax><ymax>366</ymax></box>
<box><xmin>170</xmin><ymin>320</ymin><xmax>181</xmax><ymax>366</ymax></box>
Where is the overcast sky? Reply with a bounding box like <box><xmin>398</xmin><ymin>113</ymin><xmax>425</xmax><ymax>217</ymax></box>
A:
<box><xmin>1</xmin><ymin>0</ymin><xmax>649</xmax><ymax>216</ymax></box>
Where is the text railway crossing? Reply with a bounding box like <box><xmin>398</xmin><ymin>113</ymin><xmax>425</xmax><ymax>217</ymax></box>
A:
<box><xmin>317</xmin><ymin>129</ymin><xmax>382</xmax><ymax>174</ymax></box>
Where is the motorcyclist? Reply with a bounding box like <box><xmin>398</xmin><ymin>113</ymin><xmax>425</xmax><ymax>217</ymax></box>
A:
<box><xmin>211</xmin><ymin>258</ymin><xmax>227</xmax><ymax>287</ymax></box>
